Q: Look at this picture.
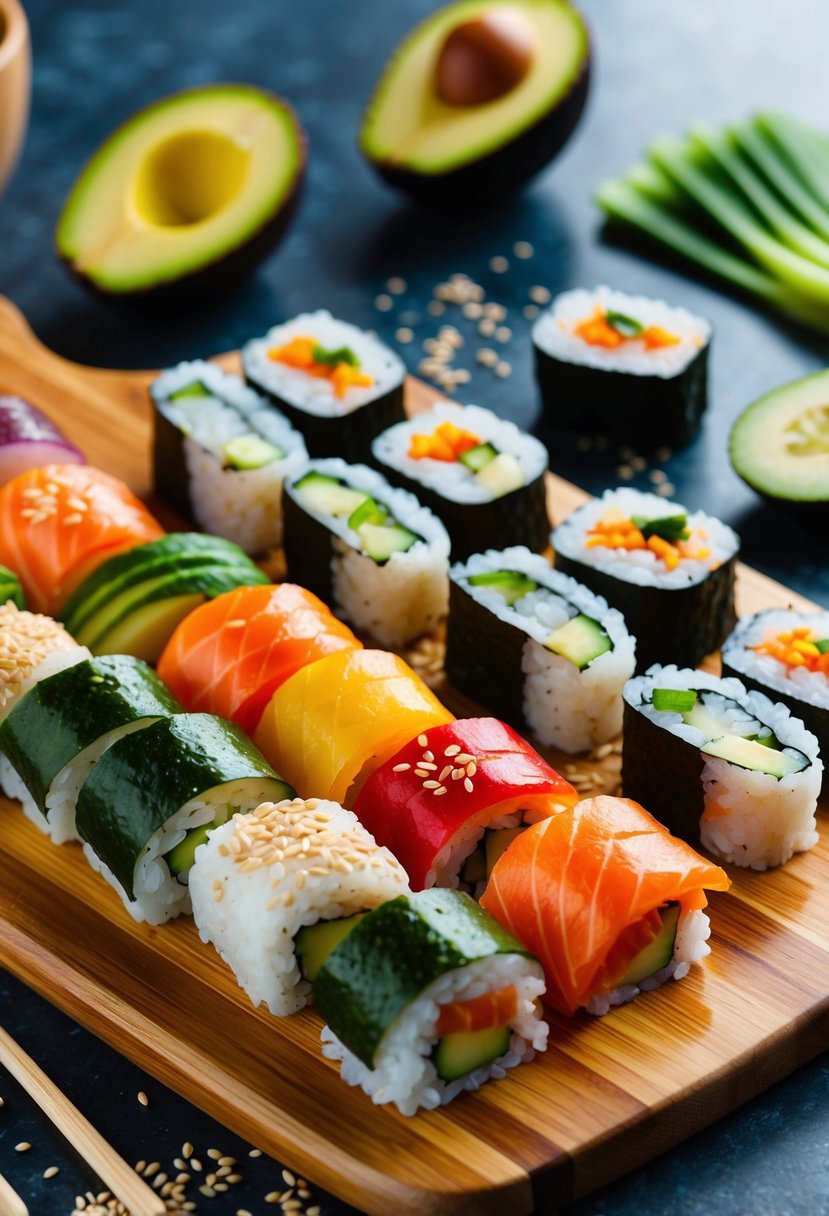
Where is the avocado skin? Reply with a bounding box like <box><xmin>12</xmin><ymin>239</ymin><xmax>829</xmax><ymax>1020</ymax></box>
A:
<box><xmin>362</xmin><ymin>46</ymin><xmax>590</xmax><ymax>206</ymax></box>
<box><xmin>56</xmin><ymin>85</ymin><xmax>307</xmax><ymax>301</ymax></box>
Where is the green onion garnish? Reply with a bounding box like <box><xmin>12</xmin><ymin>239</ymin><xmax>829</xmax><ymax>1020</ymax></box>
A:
<box><xmin>651</xmin><ymin>688</ymin><xmax>698</xmax><ymax>713</ymax></box>
<box><xmin>631</xmin><ymin>513</ymin><xmax>691</xmax><ymax>543</ymax></box>
<box><xmin>605</xmin><ymin>310</ymin><xmax>644</xmax><ymax>337</ymax></box>
<box><xmin>312</xmin><ymin>343</ymin><xmax>360</xmax><ymax>368</ymax></box>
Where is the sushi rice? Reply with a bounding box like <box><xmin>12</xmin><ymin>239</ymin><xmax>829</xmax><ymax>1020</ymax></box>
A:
<box><xmin>722</xmin><ymin>609</ymin><xmax>829</xmax><ymax>710</ymax></box>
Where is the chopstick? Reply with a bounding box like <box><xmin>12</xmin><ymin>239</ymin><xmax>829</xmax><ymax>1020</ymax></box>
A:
<box><xmin>0</xmin><ymin>1026</ymin><xmax>167</xmax><ymax>1216</ymax></box>
<box><xmin>0</xmin><ymin>1172</ymin><xmax>28</xmax><ymax>1216</ymax></box>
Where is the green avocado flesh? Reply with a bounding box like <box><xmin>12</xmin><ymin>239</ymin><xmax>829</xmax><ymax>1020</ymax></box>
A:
<box><xmin>294</xmin><ymin>473</ymin><xmax>418</xmax><ymax>563</ymax></box>
<box><xmin>165</xmin><ymin>808</ymin><xmax>230</xmax><ymax>876</ymax></box>
<box><xmin>475</xmin><ymin>452</ymin><xmax>524</xmax><ymax>497</ymax></box>
<box><xmin>294</xmin><ymin>914</ymin><xmax>365</xmax><ymax>982</ymax></box>
<box><xmin>434</xmin><ymin>1025</ymin><xmax>511</xmax><ymax>1081</ymax></box>
<box><xmin>730</xmin><ymin>368</ymin><xmax>829</xmax><ymax>505</ymax></box>
<box><xmin>56</xmin><ymin>85</ymin><xmax>303</xmax><ymax>294</ymax></box>
<box><xmin>221</xmin><ymin>434</ymin><xmax>284</xmax><ymax>470</ymax></box>
<box><xmin>545</xmin><ymin>613</ymin><xmax>612</xmax><ymax>669</ymax></box>
<box><xmin>169</xmin><ymin>380</ymin><xmax>211</xmax><ymax>402</ymax></box>
<box><xmin>468</xmin><ymin>569</ymin><xmax>538</xmax><ymax>605</ymax></box>
<box><xmin>360</xmin><ymin>0</ymin><xmax>589</xmax><ymax>174</ymax></box>
<box><xmin>619</xmin><ymin>903</ymin><xmax>680</xmax><ymax>987</ymax></box>
<box><xmin>701</xmin><ymin>734</ymin><xmax>807</xmax><ymax>778</ymax></box>
<box><xmin>461</xmin><ymin>826</ymin><xmax>526</xmax><ymax>887</ymax></box>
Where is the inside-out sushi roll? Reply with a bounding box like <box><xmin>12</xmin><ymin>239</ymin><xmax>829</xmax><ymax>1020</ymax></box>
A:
<box><xmin>0</xmin><ymin>655</ymin><xmax>181</xmax><ymax>843</ymax></box>
<box><xmin>76</xmin><ymin>713</ymin><xmax>294</xmax><ymax>923</ymax></box>
<box><xmin>189</xmin><ymin>797</ymin><xmax>410</xmax><ymax>1016</ymax></box>
<box><xmin>152</xmin><ymin>360</ymin><xmax>308</xmax><ymax>555</ymax></box>
<box><xmin>481</xmin><ymin>795</ymin><xmax>730</xmax><ymax>1016</ymax></box>
<box><xmin>242</xmin><ymin>311</ymin><xmax>405</xmax><ymax>462</ymax></box>
<box><xmin>283</xmin><ymin>458</ymin><xmax>450</xmax><ymax>647</ymax></box>
<box><xmin>317</xmin><ymin>888</ymin><xmax>548</xmax><ymax>1116</ymax></box>
<box><xmin>532</xmin><ymin>286</ymin><xmax>712</xmax><ymax>450</ymax></box>
<box><xmin>622</xmin><ymin>665</ymin><xmax>822</xmax><ymax>869</ymax></box>
<box><xmin>721</xmin><ymin>609</ymin><xmax>829</xmax><ymax>792</ymax></box>
<box><xmin>446</xmin><ymin>546</ymin><xmax>636</xmax><ymax>752</ymax></box>
<box><xmin>352</xmin><ymin>717</ymin><xmax>577</xmax><ymax>892</ymax></box>
<box><xmin>371</xmin><ymin>402</ymin><xmax>549</xmax><ymax>560</ymax></box>
<box><xmin>553</xmin><ymin>488</ymin><xmax>738</xmax><ymax>671</ymax></box>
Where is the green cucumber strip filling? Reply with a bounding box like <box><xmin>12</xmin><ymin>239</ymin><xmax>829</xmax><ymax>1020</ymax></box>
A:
<box><xmin>605</xmin><ymin>310</ymin><xmax>644</xmax><ymax>337</ymax></box>
<box><xmin>311</xmin><ymin>343</ymin><xmax>360</xmax><ymax>368</ymax></box>
<box><xmin>467</xmin><ymin>569</ymin><xmax>538</xmax><ymax>606</ymax></box>
<box><xmin>294</xmin><ymin>914</ymin><xmax>365</xmax><ymax>983</ymax></box>
<box><xmin>433</xmin><ymin>1025</ymin><xmax>511</xmax><ymax>1083</ymax></box>
<box><xmin>168</xmin><ymin>381</ymin><xmax>212</xmax><ymax>402</ymax></box>
<box><xmin>631</xmin><ymin>513</ymin><xmax>690</xmax><ymax>542</ymax></box>
<box><xmin>458</xmin><ymin>442</ymin><xmax>498</xmax><ymax>473</ymax></box>
<box><xmin>165</xmin><ymin>807</ymin><xmax>231</xmax><ymax>876</ymax></box>
<box><xmin>816</xmin><ymin>638</ymin><xmax>829</xmax><ymax>654</ymax></box>
<box><xmin>220</xmin><ymin>434</ymin><xmax>285</xmax><ymax>470</ymax></box>
<box><xmin>618</xmin><ymin>902</ymin><xmax>680</xmax><ymax>987</ymax></box>
<box><xmin>651</xmin><ymin>688</ymin><xmax>698</xmax><ymax>713</ymax></box>
<box><xmin>347</xmin><ymin>496</ymin><xmax>389</xmax><ymax>531</ymax></box>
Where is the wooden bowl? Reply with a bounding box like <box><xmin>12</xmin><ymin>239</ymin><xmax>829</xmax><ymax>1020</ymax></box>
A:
<box><xmin>0</xmin><ymin>0</ymin><xmax>30</xmax><ymax>194</ymax></box>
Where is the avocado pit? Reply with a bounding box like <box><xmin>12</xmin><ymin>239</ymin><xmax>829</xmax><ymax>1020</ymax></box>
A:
<box><xmin>435</xmin><ymin>7</ymin><xmax>537</xmax><ymax>107</ymax></box>
<box><xmin>134</xmin><ymin>129</ymin><xmax>250</xmax><ymax>227</ymax></box>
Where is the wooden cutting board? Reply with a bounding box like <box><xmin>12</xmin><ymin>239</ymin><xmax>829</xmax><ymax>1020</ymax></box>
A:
<box><xmin>0</xmin><ymin>293</ymin><xmax>826</xmax><ymax>1216</ymax></box>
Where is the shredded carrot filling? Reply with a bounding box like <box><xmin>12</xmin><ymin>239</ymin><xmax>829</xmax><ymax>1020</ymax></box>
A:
<box><xmin>435</xmin><ymin>984</ymin><xmax>517</xmax><ymax>1036</ymax></box>
<box><xmin>752</xmin><ymin>627</ymin><xmax>829</xmax><ymax>676</ymax></box>
<box><xmin>574</xmin><ymin>309</ymin><xmax>681</xmax><ymax>350</ymax></box>
<box><xmin>408</xmin><ymin>420</ymin><xmax>481</xmax><ymax>462</ymax></box>
<box><xmin>585</xmin><ymin>509</ymin><xmax>711</xmax><ymax>572</ymax></box>
<box><xmin>267</xmin><ymin>335</ymin><xmax>374</xmax><ymax>399</ymax></box>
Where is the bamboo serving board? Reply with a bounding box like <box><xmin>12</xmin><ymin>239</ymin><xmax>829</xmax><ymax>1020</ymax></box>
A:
<box><xmin>0</xmin><ymin>293</ymin><xmax>826</xmax><ymax>1216</ymax></box>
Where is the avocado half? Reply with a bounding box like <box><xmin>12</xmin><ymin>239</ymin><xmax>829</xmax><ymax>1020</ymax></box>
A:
<box><xmin>730</xmin><ymin>368</ymin><xmax>829</xmax><ymax>518</ymax></box>
<box><xmin>56</xmin><ymin>84</ymin><xmax>306</xmax><ymax>297</ymax></box>
<box><xmin>359</xmin><ymin>0</ymin><xmax>590</xmax><ymax>205</ymax></box>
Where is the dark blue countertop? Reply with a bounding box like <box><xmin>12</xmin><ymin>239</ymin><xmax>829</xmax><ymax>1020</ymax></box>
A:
<box><xmin>0</xmin><ymin>1</ymin><xmax>827</xmax><ymax>1214</ymax></box>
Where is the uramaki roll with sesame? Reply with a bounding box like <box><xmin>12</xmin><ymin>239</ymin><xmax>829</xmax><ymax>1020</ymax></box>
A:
<box><xmin>352</xmin><ymin>718</ymin><xmax>577</xmax><ymax>892</ymax></box>
<box><xmin>188</xmin><ymin>797</ymin><xmax>410</xmax><ymax>1016</ymax></box>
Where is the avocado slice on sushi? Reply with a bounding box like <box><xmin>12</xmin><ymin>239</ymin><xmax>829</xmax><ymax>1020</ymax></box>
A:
<box><xmin>468</xmin><ymin>568</ymin><xmax>538</xmax><ymax>605</ymax></box>
<box><xmin>545</xmin><ymin>613</ymin><xmax>612</xmax><ymax>669</ymax></box>
<box><xmin>730</xmin><ymin>368</ymin><xmax>829</xmax><ymax>517</ymax></box>
<box><xmin>165</xmin><ymin>809</ymin><xmax>231</xmax><ymax>876</ymax></box>
<box><xmin>359</xmin><ymin>0</ymin><xmax>590</xmax><ymax>205</ymax></box>
<box><xmin>294</xmin><ymin>914</ymin><xmax>365</xmax><ymax>983</ymax></box>
<box><xmin>294</xmin><ymin>472</ymin><xmax>367</xmax><ymax>519</ymax></box>
<box><xmin>701</xmin><ymin>734</ymin><xmax>807</xmax><ymax>779</ymax></box>
<box><xmin>433</xmin><ymin>1025</ymin><xmax>511</xmax><ymax>1081</ymax></box>
<box><xmin>619</xmin><ymin>903</ymin><xmax>680</xmax><ymax>987</ymax></box>
<box><xmin>56</xmin><ymin>85</ymin><xmax>305</xmax><ymax>297</ymax></box>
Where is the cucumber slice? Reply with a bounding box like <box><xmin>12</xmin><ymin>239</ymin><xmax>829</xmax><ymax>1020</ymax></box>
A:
<box><xmin>458</xmin><ymin>442</ymin><xmax>498</xmax><ymax>473</ymax></box>
<box><xmin>701</xmin><ymin>733</ymin><xmax>808</xmax><ymax>778</ymax></box>
<box><xmin>434</xmin><ymin>1025</ymin><xmax>511</xmax><ymax>1082</ymax></box>
<box><xmin>652</xmin><ymin>688</ymin><xmax>698</xmax><ymax>713</ymax></box>
<box><xmin>347</xmin><ymin>496</ymin><xmax>389</xmax><ymax>531</ymax></box>
<box><xmin>545</xmin><ymin>614</ymin><xmax>612</xmax><ymax>669</ymax></box>
<box><xmin>165</xmin><ymin>808</ymin><xmax>231</xmax><ymax>875</ymax></box>
<box><xmin>605</xmin><ymin>310</ymin><xmax>644</xmax><ymax>337</ymax></box>
<box><xmin>630</xmin><ymin>513</ymin><xmax>690</xmax><ymax>542</ymax></box>
<box><xmin>467</xmin><ymin>569</ymin><xmax>537</xmax><ymax>606</ymax></box>
<box><xmin>484</xmin><ymin>826</ymin><xmax>525</xmax><ymax>876</ymax></box>
<box><xmin>221</xmin><ymin>434</ymin><xmax>284</xmax><ymax>470</ymax></box>
<box><xmin>474</xmin><ymin>452</ymin><xmax>524</xmax><ymax>498</ymax></box>
<box><xmin>619</xmin><ymin>903</ymin><xmax>680</xmax><ymax>986</ymax></box>
<box><xmin>93</xmin><ymin>592</ymin><xmax>206</xmax><ymax>663</ymax></box>
<box><xmin>358</xmin><ymin>521</ymin><xmax>418</xmax><ymax>562</ymax></box>
<box><xmin>314</xmin><ymin>889</ymin><xmax>532</xmax><ymax>1067</ymax></box>
<box><xmin>294</xmin><ymin>472</ymin><xmax>367</xmax><ymax>518</ymax></box>
<box><xmin>168</xmin><ymin>380</ymin><xmax>212</xmax><ymax>402</ymax></box>
<box><xmin>311</xmin><ymin>343</ymin><xmax>360</xmax><ymax>368</ymax></box>
<box><xmin>294</xmin><ymin>913</ymin><xmax>365</xmax><ymax>982</ymax></box>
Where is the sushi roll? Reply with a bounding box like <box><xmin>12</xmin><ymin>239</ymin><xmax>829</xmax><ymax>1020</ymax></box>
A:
<box><xmin>552</xmin><ymin>488</ymin><xmax>738</xmax><ymax>671</ymax></box>
<box><xmin>283</xmin><ymin>458</ymin><xmax>450</xmax><ymax>647</ymax></box>
<box><xmin>622</xmin><ymin>665</ymin><xmax>822</xmax><ymax>869</ymax></box>
<box><xmin>0</xmin><ymin>655</ymin><xmax>181</xmax><ymax>843</ymax></box>
<box><xmin>371</xmin><ymin>402</ymin><xmax>549</xmax><ymax>560</ymax></box>
<box><xmin>0</xmin><ymin>603</ymin><xmax>88</xmax><ymax>726</ymax></box>
<box><xmin>721</xmin><ymin>609</ymin><xmax>829</xmax><ymax>793</ymax></box>
<box><xmin>481</xmin><ymin>795</ymin><xmax>730</xmax><ymax>1016</ymax></box>
<box><xmin>158</xmin><ymin>584</ymin><xmax>361</xmax><ymax>735</ymax></box>
<box><xmin>151</xmin><ymin>360</ymin><xmax>307</xmax><ymax>555</ymax></box>
<box><xmin>242</xmin><ymin>311</ymin><xmax>405</xmax><ymax>462</ymax></box>
<box><xmin>532</xmin><ymin>286</ymin><xmax>711</xmax><ymax>450</ymax></box>
<box><xmin>76</xmin><ymin>713</ymin><xmax>294</xmax><ymax>924</ymax></box>
<box><xmin>254</xmin><ymin>648</ymin><xmax>454</xmax><ymax>806</ymax></box>
<box><xmin>446</xmin><ymin>546</ymin><xmax>636</xmax><ymax>752</ymax></box>
<box><xmin>317</xmin><ymin>888</ymin><xmax>548</xmax><ymax>1116</ymax></box>
<box><xmin>0</xmin><ymin>395</ymin><xmax>84</xmax><ymax>484</ymax></box>
<box><xmin>189</xmin><ymin>797</ymin><xmax>410</xmax><ymax>1016</ymax></box>
<box><xmin>352</xmin><ymin>717</ymin><xmax>577</xmax><ymax>891</ymax></box>
<box><xmin>0</xmin><ymin>464</ymin><xmax>164</xmax><ymax>616</ymax></box>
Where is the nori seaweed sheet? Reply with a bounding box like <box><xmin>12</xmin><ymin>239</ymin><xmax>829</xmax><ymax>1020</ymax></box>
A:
<box><xmin>621</xmin><ymin>698</ymin><xmax>706</xmax><ymax>843</ymax></box>
<box><xmin>444</xmin><ymin>577</ymin><xmax>528</xmax><ymax>725</ymax></box>
<box><xmin>721</xmin><ymin>657</ymin><xmax>829</xmax><ymax>795</ymax></box>
<box><xmin>281</xmin><ymin>484</ymin><xmax>335</xmax><ymax>607</ymax></box>
<box><xmin>152</xmin><ymin>405</ymin><xmax>193</xmax><ymax>519</ymax></box>
<box><xmin>554</xmin><ymin>550</ymin><xmax>737</xmax><ymax>672</ymax></box>
<box><xmin>533</xmin><ymin>340</ymin><xmax>709</xmax><ymax>452</ymax></box>
<box><xmin>371</xmin><ymin>461</ymin><xmax>550</xmax><ymax>562</ymax></box>
<box><xmin>244</xmin><ymin>371</ymin><xmax>404</xmax><ymax>464</ymax></box>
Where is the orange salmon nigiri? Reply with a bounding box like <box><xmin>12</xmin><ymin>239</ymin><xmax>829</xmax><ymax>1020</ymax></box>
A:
<box><xmin>0</xmin><ymin>465</ymin><xmax>163</xmax><ymax>616</ymax></box>
<box><xmin>481</xmin><ymin>796</ymin><xmax>730</xmax><ymax>1016</ymax></box>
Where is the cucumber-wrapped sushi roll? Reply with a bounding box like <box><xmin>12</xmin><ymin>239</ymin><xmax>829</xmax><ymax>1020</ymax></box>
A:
<box><xmin>189</xmin><ymin>797</ymin><xmax>410</xmax><ymax>1016</ymax></box>
<box><xmin>151</xmin><ymin>360</ymin><xmax>307</xmax><ymax>555</ymax></box>
<box><xmin>532</xmin><ymin>286</ymin><xmax>711</xmax><ymax>450</ymax></box>
<box><xmin>371</xmin><ymin>403</ymin><xmax>549</xmax><ymax>560</ymax></box>
<box><xmin>446</xmin><ymin>547</ymin><xmax>636</xmax><ymax>751</ymax></box>
<box><xmin>353</xmin><ymin>718</ymin><xmax>577</xmax><ymax>891</ymax></box>
<box><xmin>242</xmin><ymin>311</ymin><xmax>405</xmax><ymax>462</ymax></box>
<box><xmin>721</xmin><ymin>609</ymin><xmax>829</xmax><ymax>793</ymax></box>
<box><xmin>481</xmin><ymin>796</ymin><xmax>730</xmax><ymax>1016</ymax></box>
<box><xmin>283</xmin><ymin>458</ymin><xmax>450</xmax><ymax>647</ymax></box>
<box><xmin>76</xmin><ymin>713</ymin><xmax>293</xmax><ymax>923</ymax></box>
<box><xmin>0</xmin><ymin>655</ymin><xmax>181</xmax><ymax>843</ymax></box>
<box><xmin>317</xmin><ymin>888</ymin><xmax>548</xmax><ymax>1116</ymax></box>
<box><xmin>553</xmin><ymin>488</ymin><xmax>738</xmax><ymax>671</ymax></box>
<box><xmin>622</xmin><ymin>666</ymin><xmax>822</xmax><ymax>869</ymax></box>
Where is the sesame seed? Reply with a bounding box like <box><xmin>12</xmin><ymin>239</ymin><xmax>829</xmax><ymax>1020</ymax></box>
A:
<box><xmin>631</xmin><ymin>456</ymin><xmax>647</xmax><ymax>472</ymax></box>
<box><xmin>248</xmin><ymin>1148</ymin><xmax>263</xmax><ymax>1157</ymax></box>
<box><xmin>375</xmin><ymin>294</ymin><xmax>393</xmax><ymax>311</ymax></box>
<box><xmin>219</xmin><ymin>1156</ymin><xmax>236</xmax><ymax>1167</ymax></box>
<box><xmin>43</xmin><ymin>1166</ymin><xmax>59</xmax><ymax>1179</ymax></box>
<box><xmin>489</xmin><ymin>256</ymin><xmax>509</xmax><ymax>273</ymax></box>
<box><xmin>199</xmin><ymin>1184</ymin><xmax>216</xmax><ymax>1197</ymax></box>
<box><xmin>478</xmin><ymin>318</ymin><xmax>496</xmax><ymax>337</ymax></box>
<box><xmin>495</xmin><ymin>326</ymin><xmax>512</xmax><ymax>343</ymax></box>
<box><xmin>434</xmin><ymin>786</ymin><xmax>447</xmax><ymax>796</ymax></box>
<box><xmin>417</xmin><ymin>734</ymin><xmax>428</xmax><ymax>747</ymax></box>
<box><xmin>182</xmin><ymin>1142</ymin><xmax>194</xmax><ymax>1159</ymax></box>
<box><xmin>466</xmin><ymin>761</ymin><xmax>477</xmax><ymax>776</ymax></box>
<box><xmin>617</xmin><ymin>465</ymin><xmax>634</xmax><ymax>480</ymax></box>
<box><xmin>392</xmin><ymin>763</ymin><xmax>410</xmax><ymax>772</ymax></box>
<box><xmin>530</xmin><ymin>285</ymin><xmax>551</xmax><ymax>303</ymax></box>
<box><xmin>649</xmin><ymin>469</ymin><xmax>668</xmax><ymax>484</ymax></box>
<box><xmin>144</xmin><ymin>1162</ymin><xmax>160</xmax><ymax>1176</ymax></box>
<box><xmin>514</xmin><ymin>240</ymin><xmax>534</xmax><ymax>258</ymax></box>
<box><xmin>657</xmin><ymin>482</ymin><xmax>676</xmax><ymax>497</ymax></box>
<box><xmin>15</xmin><ymin>1142</ymin><xmax>30</xmax><ymax>1152</ymax></box>
<box><xmin>476</xmin><ymin>348</ymin><xmax>498</xmax><ymax>366</ymax></box>
<box><xmin>423</xmin><ymin>779</ymin><xmax>440</xmax><ymax>789</ymax></box>
<box><xmin>463</xmin><ymin>302</ymin><xmax>483</xmax><ymax>319</ymax></box>
<box><xmin>190</xmin><ymin>1158</ymin><xmax>202</xmax><ymax>1172</ymax></box>
<box><xmin>523</xmin><ymin>304</ymin><xmax>540</xmax><ymax>319</ymax></box>
<box><xmin>495</xmin><ymin>361</ymin><xmax>512</xmax><ymax>378</ymax></box>
<box><xmin>395</xmin><ymin>327</ymin><xmax>414</xmax><ymax>344</ymax></box>
<box><xmin>282</xmin><ymin>1170</ymin><xmax>297</xmax><ymax>1187</ymax></box>
<box><xmin>265</xmin><ymin>1194</ymin><xmax>281</xmax><ymax>1204</ymax></box>
<box><xmin>137</xmin><ymin>1091</ymin><xmax>149</xmax><ymax>1107</ymax></box>
<box><xmin>464</xmin><ymin>778</ymin><xmax>474</xmax><ymax>793</ymax></box>
<box><xmin>63</xmin><ymin>513</ymin><xmax>84</xmax><ymax>526</ymax></box>
<box><xmin>387</xmin><ymin>276</ymin><xmax>407</xmax><ymax>294</ymax></box>
<box><xmin>427</xmin><ymin>300</ymin><xmax>445</xmax><ymax>315</ymax></box>
<box><xmin>655</xmin><ymin>446</ymin><xmax>673</xmax><ymax>462</ymax></box>
<box><xmin>438</xmin><ymin>764</ymin><xmax>452</xmax><ymax>782</ymax></box>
